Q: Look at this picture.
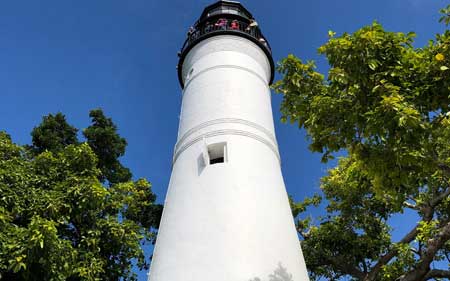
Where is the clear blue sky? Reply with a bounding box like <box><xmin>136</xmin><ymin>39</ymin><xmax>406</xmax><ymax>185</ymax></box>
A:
<box><xmin>0</xmin><ymin>0</ymin><xmax>447</xmax><ymax>279</ymax></box>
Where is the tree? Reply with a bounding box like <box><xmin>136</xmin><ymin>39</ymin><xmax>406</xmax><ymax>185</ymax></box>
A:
<box><xmin>31</xmin><ymin>113</ymin><xmax>78</xmax><ymax>153</ymax></box>
<box><xmin>274</xmin><ymin>6</ymin><xmax>450</xmax><ymax>281</ymax></box>
<box><xmin>0</xmin><ymin>110</ymin><xmax>162</xmax><ymax>281</ymax></box>
<box><xmin>83</xmin><ymin>109</ymin><xmax>132</xmax><ymax>185</ymax></box>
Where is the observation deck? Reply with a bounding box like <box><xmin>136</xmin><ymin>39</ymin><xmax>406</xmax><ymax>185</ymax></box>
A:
<box><xmin>177</xmin><ymin>1</ymin><xmax>274</xmax><ymax>88</ymax></box>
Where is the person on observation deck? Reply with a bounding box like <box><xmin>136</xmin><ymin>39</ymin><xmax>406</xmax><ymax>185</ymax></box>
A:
<box><xmin>230</xmin><ymin>20</ymin><xmax>239</xmax><ymax>30</ymax></box>
<box><xmin>215</xmin><ymin>18</ymin><xmax>228</xmax><ymax>30</ymax></box>
<box><xmin>187</xmin><ymin>26</ymin><xmax>195</xmax><ymax>38</ymax></box>
<box><xmin>245</xmin><ymin>18</ymin><xmax>258</xmax><ymax>35</ymax></box>
<box><xmin>205</xmin><ymin>21</ymin><xmax>212</xmax><ymax>33</ymax></box>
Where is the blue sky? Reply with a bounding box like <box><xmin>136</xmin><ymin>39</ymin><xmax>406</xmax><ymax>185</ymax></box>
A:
<box><xmin>0</xmin><ymin>0</ymin><xmax>447</xmax><ymax>279</ymax></box>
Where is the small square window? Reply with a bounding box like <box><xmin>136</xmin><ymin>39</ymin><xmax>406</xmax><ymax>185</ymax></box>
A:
<box><xmin>207</xmin><ymin>142</ymin><xmax>227</xmax><ymax>165</ymax></box>
<box><xmin>210</xmin><ymin>156</ymin><xmax>224</xmax><ymax>164</ymax></box>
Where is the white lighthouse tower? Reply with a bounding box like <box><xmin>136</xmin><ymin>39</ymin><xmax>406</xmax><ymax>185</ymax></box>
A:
<box><xmin>148</xmin><ymin>1</ymin><xmax>309</xmax><ymax>281</ymax></box>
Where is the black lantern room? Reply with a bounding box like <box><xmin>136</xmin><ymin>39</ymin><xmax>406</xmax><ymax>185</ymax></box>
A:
<box><xmin>177</xmin><ymin>1</ymin><xmax>274</xmax><ymax>88</ymax></box>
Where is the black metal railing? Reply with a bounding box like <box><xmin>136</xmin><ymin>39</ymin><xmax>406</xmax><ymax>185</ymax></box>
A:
<box><xmin>179</xmin><ymin>18</ymin><xmax>272</xmax><ymax>56</ymax></box>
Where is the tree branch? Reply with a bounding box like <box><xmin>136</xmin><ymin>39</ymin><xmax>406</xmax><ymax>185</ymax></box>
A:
<box><xmin>325</xmin><ymin>256</ymin><xmax>366</xmax><ymax>280</ymax></box>
<box><xmin>429</xmin><ymin>186</ymin><xmax>450</xmax><ymax>208</ymax></box>
<box><xmin>425</xmin><ymin>269</ymin><xmax>450</xmax><ymax>280</ymax></box>
<box><xmin>304</xmin><ymin>244</ymin><xmax>365</xmax><ymax>280</ymax></box>
<box><xmin>438</xmin><ymin>163</ymin><xmax>450</xmax><ymax>175</ymax></box>
<box><xmin>363</xmin><ymin>221</ymin><xmax>422</xmax><ymax>281</ymax></box>
<box><xmin>361</xmin><ymin>184</ymin><xmax>448</xmax><ymax>281</ymax></box>
<box><xmin>400</xmin><ymin>221</ymin><xmax>450</xmax><ymax>281</ymax></box>
<box><xmin>403</xmin><ymin>201</ymin><xmax>419</xmax><ymax>210</ymax></box>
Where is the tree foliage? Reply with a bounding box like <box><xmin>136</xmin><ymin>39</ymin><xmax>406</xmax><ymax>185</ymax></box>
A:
<box><xmin>274</xmin><ymin>6</ymin><xmax>450</xmax><ymax>281</ymax></box>
<box><xmin>0</xmin><ymin>110</ymin><xmax>162</xmax><ymax>280</ymax></box>
<box><xmin>31</xmin><ymin>113</ymin><xmax>78</xmax><ymax>153</ymax></box>
<box><xmin>83</xmin><ymin>109</ymin><xmax>132</xmax><ymax>185</ymax></box>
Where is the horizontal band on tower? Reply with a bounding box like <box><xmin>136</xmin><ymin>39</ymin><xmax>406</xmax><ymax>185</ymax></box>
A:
<box><xmin>175</xmin><ymin>118</ymin><xmax>277</xmax><ymax>152</ymax></box>
<box><xmin>173</xmin><ymin>128</ymin><xmax>280</xmax><ymax>164</ymax></box>
<box><xmin>183</xmin><ymin>64</ymin><xmax>269</xmax><ymax>94</ymax></box>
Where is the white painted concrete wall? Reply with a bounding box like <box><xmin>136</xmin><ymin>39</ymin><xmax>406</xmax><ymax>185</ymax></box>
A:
<box><xmin>148</xmin><ymin>35</ymin><xmax>310</xmax><ymax>281</ymax></box>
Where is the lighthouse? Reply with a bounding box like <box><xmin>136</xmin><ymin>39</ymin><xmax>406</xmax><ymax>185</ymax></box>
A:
<box><xmin>148</xmin><ymin>1</ymin><xmax>309</xmax><ymax>281</ymax></box>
